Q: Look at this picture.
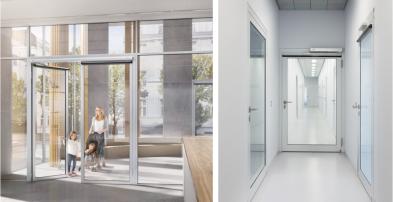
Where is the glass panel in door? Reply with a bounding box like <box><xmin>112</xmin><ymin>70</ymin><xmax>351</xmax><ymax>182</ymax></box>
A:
<box><xmin>249</xmin><ymin>23</ymin><xmax>266</xmax><ymax>181</ymax></box>
<box><xmin>360</xmin><ymin>29</ymin><xmax>373</xmax><ymax>184</ymax></box>
<box><xmin>82</xmin><ymin>62</ymin><xmax>131</xmax><ymax>182</ymax></box>
<box><xmin>286</xmin><ymin>58</ymin><xmax>337</xmax><ymax>145</ymax></box>
<box><xmin>33</xmin><ymin>65</ymin><xmax>67</xmax><ymax>179</ymax></box>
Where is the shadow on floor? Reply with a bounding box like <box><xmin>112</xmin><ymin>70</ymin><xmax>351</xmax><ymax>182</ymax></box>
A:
<box><xmin>1</xmin><ymin>176</ymin><xmax>183</xmax><ymax>202</ymax></box>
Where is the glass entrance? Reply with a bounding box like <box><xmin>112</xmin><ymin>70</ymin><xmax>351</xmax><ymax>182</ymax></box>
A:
<box><xmin>80</xmin><ymin>58</ymin><xmax>136</xmax><ymax>184</ymax></box>
<box><xmin>32</xmin><ymin>63</ymin><xmax>68</xmax><ymax>179</ymax></box>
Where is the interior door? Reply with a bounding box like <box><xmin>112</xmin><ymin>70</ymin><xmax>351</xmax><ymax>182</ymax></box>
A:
<box><xmin>358</xmin><ymin>26</ymin><xmax>374</xmax><ymax>196</ymax></box>
<box><xmin>282</xmin><ymin>57</ymin><xmax>342</xmax><ymax>152</ymax></box>
<box><xmin>31</xmin><ymin>63</ymin><xmax>69</xmax><ymax>180</ymax></box>
<box><xmin>80</xmin><ymin>58</ymin><xmax>137</xmax><ymax>184</ymax></box>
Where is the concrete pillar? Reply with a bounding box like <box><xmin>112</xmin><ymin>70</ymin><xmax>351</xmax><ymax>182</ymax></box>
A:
<box><xmin>87</xmin><ymin>23</ymin><xmax>109</xmax><ymax>136</ymax></box>
<box><xmin>1</xmin><ymin>60</ymin><xmax>13</xmax><ymax>175</ymax></box>
<box><xmin>163</xmin><ymin>19</ymin><xmax>193</xmax><ymax>137</ymax></box>
<box><xmin>1</xmin><ymin>28</ymin><xmax>13</xmax><ymax>175</ymax></box>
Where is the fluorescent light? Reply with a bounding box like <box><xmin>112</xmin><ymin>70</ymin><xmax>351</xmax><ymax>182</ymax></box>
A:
<box><xmin>312</xmin><ymin>59</ymin><xmax>317</xmax><ymax>63</ymax></box>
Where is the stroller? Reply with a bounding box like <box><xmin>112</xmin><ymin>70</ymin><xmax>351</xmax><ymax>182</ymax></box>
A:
<box><xmin>84</xmin><ymin>133</ymin><xmax>99</xmax><ymax>172</ymax></box>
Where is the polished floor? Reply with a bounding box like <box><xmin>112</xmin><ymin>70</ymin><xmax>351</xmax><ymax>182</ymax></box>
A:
<box><xmin>1</xmin><ymin>157</ymin><xmax>183</xmax><ymax>202</ymax></box>
<box><xmin>288</xmin><ymin>107</ymin><xmax>336</xmax><ymax>145</ymax></box>
<box><xmin>252</xmin><ymin>152</ymin><xmax>370</xmax><ymax>202</ymax></box>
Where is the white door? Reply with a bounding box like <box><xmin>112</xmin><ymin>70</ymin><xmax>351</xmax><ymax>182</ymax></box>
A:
<box><xmin>282</xmin><ymin>57</ymin><xmax>342</xmax><ymax>152</ymax></box>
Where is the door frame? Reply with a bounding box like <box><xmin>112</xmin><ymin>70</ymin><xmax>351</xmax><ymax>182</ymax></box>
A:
<box><xmin>26</xmin><ymin>54</ymin><xmax>138</xmax><ymax>184</ymax></box>
<box><xmin>28</xmin><ymin>62</ymin><xmax>70</xmax><ymax>181</ymax></box>
<box><xmin>279</xmin><ymin>50</ymin><xmax>343</xmax><ymax>152</ymax></box>
<box><xmin>356</xmin><ymin>24</ymin><xmax>374</xmax><ymax>199</ymax></box>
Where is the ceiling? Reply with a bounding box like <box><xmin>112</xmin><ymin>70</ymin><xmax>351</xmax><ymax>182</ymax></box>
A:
<box><xmin>276</xmin><ymin>0</ymin><xmax>348</xmax><ymax>10</ymax></box>
<box><xmin>298</xmin><ymin>58</ymin><xmax>325</xmax><ymax>78</ymax></box>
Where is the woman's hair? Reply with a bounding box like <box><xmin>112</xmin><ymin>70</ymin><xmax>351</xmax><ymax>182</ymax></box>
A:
<box><xmin>95</xmin><ymin>107</ymin><xmax>105</xmax><ymax>120</ymax></box>
<box><xmin>69</xmin><ymin>131</ymin><xmax>77</xmax><ymax>140</ymax></box>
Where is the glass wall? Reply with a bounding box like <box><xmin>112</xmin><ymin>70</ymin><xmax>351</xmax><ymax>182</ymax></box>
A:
<box><xmin>249</xmin><ymin>23</ymin><xmax>266</xmax><ymax>182</ymax></box>
<box><xmin>360</xmin><ymin>29</ymin><xmax>373</xmax><ymax>184</ymax></box>
<box><xmin>0</xmin><ymin>59</ymin><xmax>28</xmax><ymax>180</ymax></box>
<box><xmin>1</xmin><ymin>18</ymin><xmax>212</xmax><ymax>184</ymax></box>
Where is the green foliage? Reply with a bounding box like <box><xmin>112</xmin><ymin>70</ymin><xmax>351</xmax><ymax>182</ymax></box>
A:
<box><xmin>192</xmin><ymin>55</ymin><xmax>213</xmax><ymax>128</ymax></box>
<box><xmin>109</xmin><ymin>65</ymin><xmax>126</xmax><ymax>135</ymax></box>
<box><xmin>12</xmin><ymin>73</ymin><xmax>27</xmax><ymax>124</ymax></box>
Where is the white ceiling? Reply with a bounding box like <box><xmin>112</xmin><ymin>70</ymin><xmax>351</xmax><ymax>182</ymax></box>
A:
<box><xmin>298</xmin><ymin>58</ymin><xmax>325</xmax><ymax>78</ymax></box>
<box><xmin>276</xmin><ymin>0</ymin><xmax>348</xmax><ymax>10</ymax></box>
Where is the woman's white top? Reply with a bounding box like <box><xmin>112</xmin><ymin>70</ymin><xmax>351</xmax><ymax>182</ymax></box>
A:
<box><xmin>94</xmin><ymin>119</ymin><xmax>105</xmax><ymax>132</ymax></box>
<box><xmin>67</xmin><ymin>140</ymin><xmax>80</xmax><ymax>156</ymax></box>
<box><xmin>89</xmin><ymin>117</ymin><xmax>107</xmax><ymax>134</ymax></box>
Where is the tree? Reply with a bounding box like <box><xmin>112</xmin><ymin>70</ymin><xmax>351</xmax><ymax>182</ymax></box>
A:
<box><xmin>192</xmin><ymin>55</ymin><xmax>213</xmax><ymax>129</ymax></box>
<box><xmin>108</xmin><ymin>65</ymin><xmax>125</xmax><ymax>135</ymax></box>
<box><xmin>12</xmin><ymin>73</ymin><xmax>27</xmax><ymax>127</ymax></box>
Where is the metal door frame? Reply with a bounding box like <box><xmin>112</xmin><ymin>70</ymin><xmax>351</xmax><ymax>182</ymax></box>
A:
<box><xmin>28</xmin><ymin>62</ymin><xmax>70</xmax><ymax>181</ymax></box>
<box><xmin>357</xmin><ymin>24</ymin><xmax>374</xmax><ymax>199</ymax></box>
<box><xmin>26</xmin><ymin>54</ymin><xmax>138</xmax><ymax>184</ymax></box>
<box><xmin>280</xmin><ymin>52</ymin><xmax>343</xmax><ymax>152</ymax></box>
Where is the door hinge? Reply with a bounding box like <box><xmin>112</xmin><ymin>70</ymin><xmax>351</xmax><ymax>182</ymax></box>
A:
<box><xmin>341</xmin><ymin>59</ymin><xmax>344</xmax><ymax>68</ymax></box>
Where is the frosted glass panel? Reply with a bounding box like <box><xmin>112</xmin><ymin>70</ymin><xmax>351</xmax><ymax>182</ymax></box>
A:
<box><xmin>360</xmin><ymin>29</ymin><xmax>373</xmax><ymax>184</ymax></box>
<box><xmin>249</xmin><ymin>23</ymin><xmax>266</xmax><ymax>180</ymax></box>
<box><xmin>287</xmin><ymin>58</ymin><xmax>337</xmax><ymax>145</ymax></box>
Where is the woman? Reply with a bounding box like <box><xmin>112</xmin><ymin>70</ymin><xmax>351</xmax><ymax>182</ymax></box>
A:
<box><xmin>89</xmin><ymin>107</ymin><xmax>108</xmax><ymax>168</ymax></box>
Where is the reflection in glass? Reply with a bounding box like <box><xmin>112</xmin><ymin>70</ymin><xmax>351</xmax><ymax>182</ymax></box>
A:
<box><xmin>139</xmin><ymin>55</ymin><xmax>164</xmax><ymax>136</ymax></box>
<box><xmin>360</xmin><ymin>30</ymin><xmax>373</xmax><ymax>184</ymax></box>
<box><xmin>192</xmin><ymin>18</ymin><xmax>213</xmax><ymax>51</ymax></box>
<box><xmin>139</xmin><ymin>21</ymin><xmax>163</xmax><ymax>53</ymax></box>
<box><xmin>1</xmin><ymin>27</ymin><xmax>29</xmax><ymax>57</ymax></box>
<box><xmin>287</xmin><ymin>58</ymin><xmax>337</xmax><ymax>145</ymax></box>
<box><xmin>249</xmin><ymin>23</ymin><xmax>266</xmax><ymax>180</ymax></box>
<box><xmin>0</xmin><ymin>60</ymin><xmax>28</xmax><ymax>180</ymax></box>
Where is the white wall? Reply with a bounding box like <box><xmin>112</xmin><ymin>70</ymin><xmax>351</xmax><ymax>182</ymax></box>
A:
<box><xmin>0</xmin><ymin>0</ymin><xmax>212</xmax><ymax>26</ymax></box>
<box><xmin>217</xmin><ymin>0</ymin><xmax>279</xmax><ymax>201</ymax></box>
<box><xmin>279</xmin><ymin>10</ymin><xmax>345</xmax><ymax>49</ymax></box>
<box><xmin>345</xmin><ymin>0</ymin><xmax>392</xmax><ymax>201</ymax></box>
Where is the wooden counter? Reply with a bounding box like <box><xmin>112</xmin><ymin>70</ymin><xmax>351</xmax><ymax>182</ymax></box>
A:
<box><xmin>183</xmin><ymin>137</ymin><xmax>212</xmax><ymax>202</ymax></box>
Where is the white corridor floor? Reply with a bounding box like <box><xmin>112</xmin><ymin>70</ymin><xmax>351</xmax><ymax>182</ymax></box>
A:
<box><xmin>252</xmin><ymin>152</ymin><xmax>371</xmax><ymax>202</ymax></box>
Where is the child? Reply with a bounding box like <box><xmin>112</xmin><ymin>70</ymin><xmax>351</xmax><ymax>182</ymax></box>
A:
<box><xmin>67</xmin><ymin>131</ymin><xmax>80</xmax><ymax>177</ymax></box>
<box><xmin>84</xmin><ymin>141</ymin><xmax>98</xmax><ymax>171</ymax></box>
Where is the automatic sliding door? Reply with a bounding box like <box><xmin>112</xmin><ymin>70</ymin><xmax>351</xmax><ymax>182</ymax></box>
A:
<box><xmin>81</xmin><ymin>59</ymin><xmax>135</xmax><ymax>183</ymax></box>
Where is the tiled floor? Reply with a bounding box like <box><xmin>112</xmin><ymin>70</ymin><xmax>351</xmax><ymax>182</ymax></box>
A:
<box><xmin>252</xmin><ymin>152</ymin><xmax>371</xmax><ymax>202</ymax></box>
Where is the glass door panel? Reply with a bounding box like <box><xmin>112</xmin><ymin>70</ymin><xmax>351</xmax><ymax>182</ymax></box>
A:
<box><xmin>249</xmin><ymin>23</ymin><xmax>266</xmax><ymax>183</ymax></box>
<box><xmin>81</xmin><ymin>62</ymin><xmax>132</xmax><ymax>183</ymax></box>
<box><xmin>360</xmin><ymin>28</ymin><xmax>373</xmax><ymax>185</ymax></box>
<box><xmin>33</xmin><ymin>64</ymin><xmax>67</xmax><ymax>179</ymax></box>
<box><xmin>282</xmin><ymin>57</ymin><xmax>341</xmax><ymax>152</ymax></box>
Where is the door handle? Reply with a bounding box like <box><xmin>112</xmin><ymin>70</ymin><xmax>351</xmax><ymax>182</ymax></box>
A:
<box><xmin>249</xmin><ymin>107</ymin><xmax>258</xmax><ymax>113</ymax></box>
<box><xmin>283</xmin><ymin>100</ymin><xmax>293</xmax><ymax>109</ymax></box>
<box><xmin>352</xmin><ymin>102</ymin><xmax>361</xmax><ymax>110</ymax></box>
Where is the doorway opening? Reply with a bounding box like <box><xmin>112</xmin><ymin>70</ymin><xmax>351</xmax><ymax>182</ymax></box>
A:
<box><xmin>281</xmin><ymin>56</ymin><xmax>342</xmax><ymax>152</ymax></box>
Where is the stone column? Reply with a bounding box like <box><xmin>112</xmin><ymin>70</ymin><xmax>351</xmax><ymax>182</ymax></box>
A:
<box><xmin>163</xmin><ymin>19</ymin><xmax>193</xmax><ymax>137</ymax></box>
<box><xmin>1</xmin><ymin>60</ymin><xmax>13</xmax><ymax>175</ymax></box>
<box><xmin>87</xmin><ymin>24</ymin><xmax>109</xmax><ymax>137</ymax></box>
<box><xmin>1</xmin><ymin>28</ymin><xmax>14</xmax><ymax>175</ymax></box>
